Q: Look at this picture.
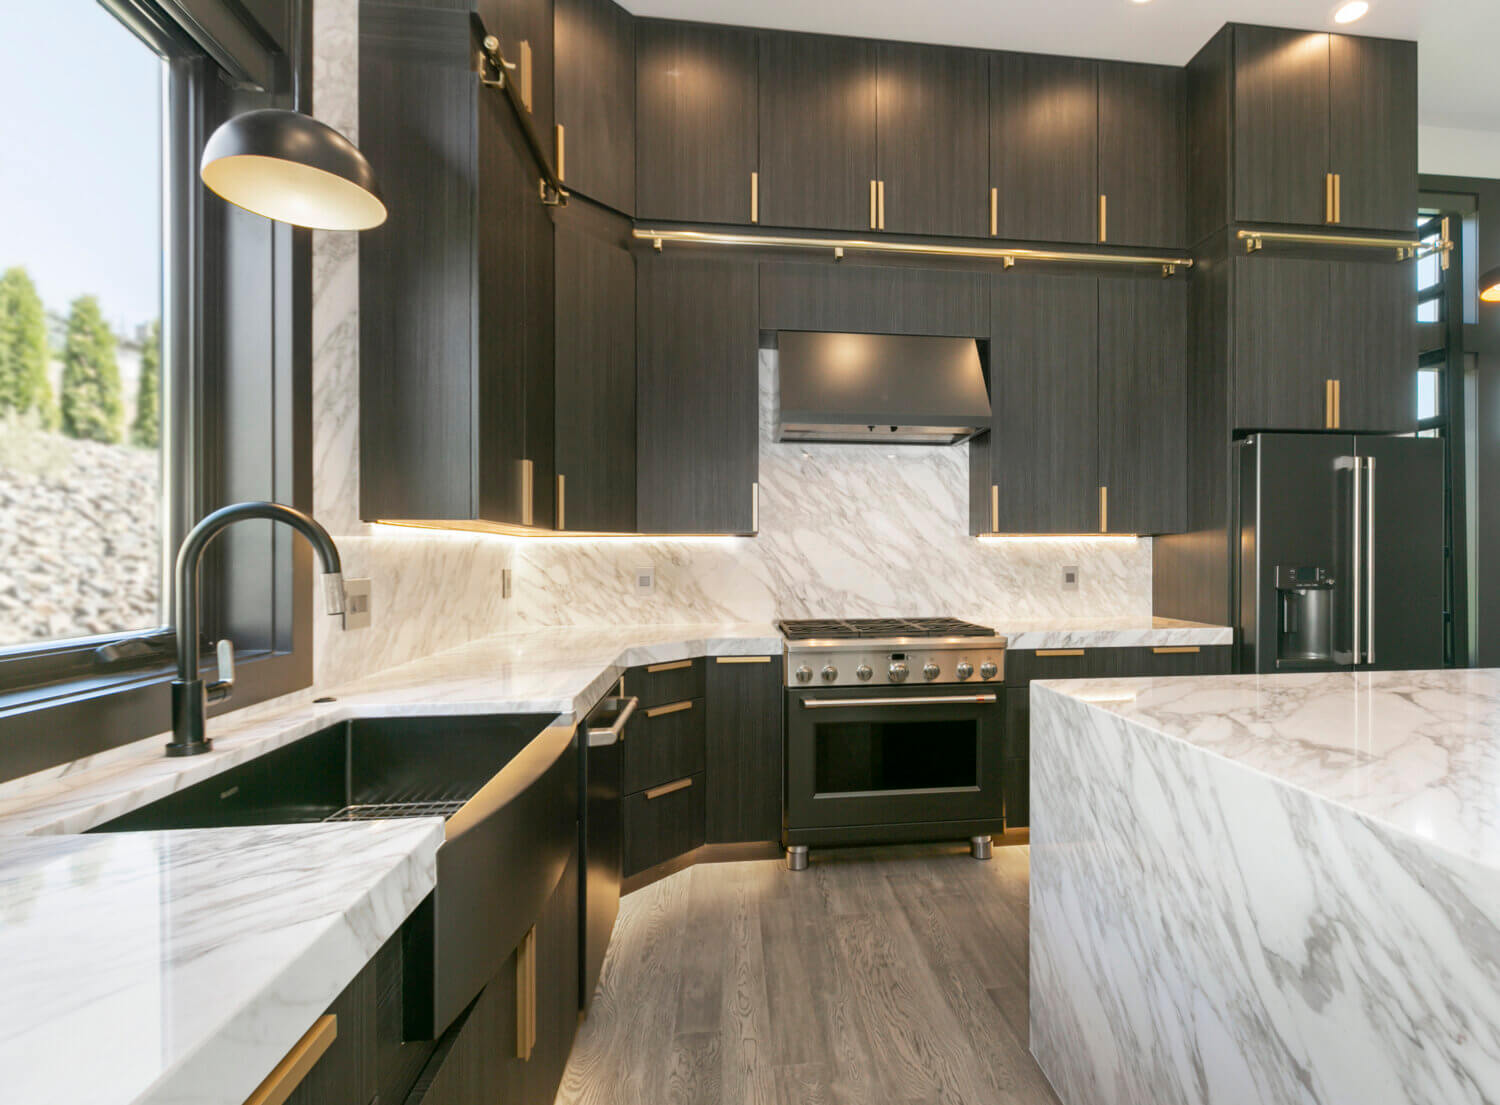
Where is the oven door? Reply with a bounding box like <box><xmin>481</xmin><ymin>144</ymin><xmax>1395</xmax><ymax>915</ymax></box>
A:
<box><xmin>786</xmin><ymin>684</ymin><xmax>1004</xmax><ymax>832</ymax></box>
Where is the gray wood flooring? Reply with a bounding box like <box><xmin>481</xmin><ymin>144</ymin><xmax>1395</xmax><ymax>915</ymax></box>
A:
<box><xmin>558</xmin><ymin>842</ymin><xmax>1062</xmax><ymax>1105</ymax></box>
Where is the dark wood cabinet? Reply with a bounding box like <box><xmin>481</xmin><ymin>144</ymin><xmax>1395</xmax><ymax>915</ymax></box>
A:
<box><xmin>1327</xmin><ymin>258</ymin><xmax>1418</xmax><ymax>432</ymax></box>
<box><xmin>477</xmin><ymin>0</ymin><xmax>554</xmax><ymax>141</ymax></box>
<box><xmin>626</xmin><ymin>657</ymin><xmax>706</xmax><ymax>707</ymax></box>
<box><xmin>1002</xmin><ymin>687</ymin><xmax>1029</xmax><ymax>830</ymax></box>
<box><xmin>705</xmin><ymin>656</ymin><xmax>783</xmax><ymax>844</ymax></box>
<box><xmin>622</xmin><ymin>698</ymin><xmax>705</xmax><ymax>794</ymax></box>
<box><xmin>977</xmin><ymin>272</ymin><xmax>1099</xmax><ymax>534</ymax></box>
<box><xmin>624</xmin><ymin>772</ymin><xmax>706</xmax><ymax>876</ymax></box>
<box><xmin>554</xmin><ymin>0</ymin><xmax>634</xmax><ymax>214</ymax></box>
<box><xmin>1098</xmin><ymin>275</ymin><xmax>1186</xmax><ymax>534</ymax></box>
<box><xmin>757</xmin><ymin>31</ymin><xmax>877</xmax><ymax>231</ymax></box>
<box><xmin>554</xmin><ymin>198</ymin><xmax>636</xmax><ymax>532</ymax></box>
<box><xmin>1097</xmin><ymin>62</ymin><xmax>1186</xmax><ymax>249</ymax></box>
<box><xmin>875</xmin><ymin>42</ymin><xmax>988</xmax><ymax>238</ymax></box>
<box><xmin>360</xmin><ymin>4</ymin><xmax>554</xmax><ymax>529</ymax></box>
<box><xmin>1232</xmin><ymin>24</ymin><xmax>1329</xmax><ymax>227</ymax></box>
<box><xmin>1329</xmin><ymin>34</ymin><xmax>1417</xmax><ymax>233</ymax></box>
<box><xmin>635</xmin><ymin>19</ymin><xmax>758</xmax><ymax>225</ymax></box>
<box><xmin>990</xmin><ymin>52</ymin><xmax>1097</xmax><ymax>244</ymax></box>
<box><xmin>636</xmin><ymin>254</ymin><xmax>759</xmax><ymax>534</ymax></box>
<box><xmin>759</xmin><ymin>261</ymin><xmax>988</xmax><ymax>337</ymax></box>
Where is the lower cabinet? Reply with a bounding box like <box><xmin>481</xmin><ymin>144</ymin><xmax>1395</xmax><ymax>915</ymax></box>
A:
<box><xmin>623</xmin><ymin>772</ymin><xmax>705</xmax><ymax>876</ymax></box>
<box><xmin>705</xmin><ymin>655</ymin><xmax>784</xmax><ymax>844</ymax></box>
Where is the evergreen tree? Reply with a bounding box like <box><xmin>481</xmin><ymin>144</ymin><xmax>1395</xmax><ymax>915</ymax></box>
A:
<box><xmin>131</xmin><ymin>318</ymin><xmax>161</xmax><ymax>448</ymax></box>
<box><xmin>0</xmin><ymin>266</ymin><xmax>56</xmax><ymax>426</ymax></box>
<box><xmin>60</xmin><ymin>295</ymin><xmax>123</xmax><ymax>443</ymax></box>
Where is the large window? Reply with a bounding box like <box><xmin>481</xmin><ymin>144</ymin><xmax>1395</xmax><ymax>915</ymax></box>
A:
<box><xmin>0</xmin><ymin>1</ymin><xmax>167</xmax><ymax>649</ymax></box>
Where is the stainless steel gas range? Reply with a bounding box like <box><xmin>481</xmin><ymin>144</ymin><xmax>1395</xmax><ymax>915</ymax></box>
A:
<box><xmin>779</xmin><ymin>618</ymin><xmax>1008</xmax><ymax>870</ymax></box>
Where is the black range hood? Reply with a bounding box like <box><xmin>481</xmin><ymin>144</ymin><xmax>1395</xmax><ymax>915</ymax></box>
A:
<box><xmin>775</xmin><ymin>331</ymin><xmax>990</xmax><ymax>445</ymax></box>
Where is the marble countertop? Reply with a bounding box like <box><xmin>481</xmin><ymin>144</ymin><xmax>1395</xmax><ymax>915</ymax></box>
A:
<box><xmin>1033</xmin><ymin>667</ymin><xmax>1500</xmax><ymax>871</ymax></box>
<box><xmin>0</xmin><ymin>820</ymin><xmax>441</xmax><ymax>1105</ymax></box>
<box><xmin>989</xmin><ymin>615</ymin><xmax>1231</xmax><ymax>649</ymax></box>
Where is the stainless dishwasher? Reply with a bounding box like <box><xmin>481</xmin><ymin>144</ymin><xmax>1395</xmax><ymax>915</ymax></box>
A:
<box><xmin>580</xmin><ymin>693</ymin><xmax>636</xmax><ymax>1009</ymax></box>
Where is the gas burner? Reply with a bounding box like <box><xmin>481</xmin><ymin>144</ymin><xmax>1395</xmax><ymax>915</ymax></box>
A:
<box><xmin>778</xmin><ymin>617</ymin><xmax>997</xmax><ymax>641</ymax></box>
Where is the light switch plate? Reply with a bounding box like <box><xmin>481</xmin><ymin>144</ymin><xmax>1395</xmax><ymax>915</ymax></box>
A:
<box><xmin>342</xmin><ymin>578</ymin><xmax>374</xmax><ymax>629</ymax></box>
<box><xmin>1061</xmin><ymin>565</ymin><xmax>1080</xmax><ymax>592</ymax></box>
<box><xmin>633</xmin><ymin>565</ymin><xmax>655</xmax><ymax>595</ymax></box>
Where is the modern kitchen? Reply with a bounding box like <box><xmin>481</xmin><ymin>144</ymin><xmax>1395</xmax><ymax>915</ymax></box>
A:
<box><xmin>2</xmin><ymin>0</ymin><xmax>1499</xmax><ymax>1103</ymax></box>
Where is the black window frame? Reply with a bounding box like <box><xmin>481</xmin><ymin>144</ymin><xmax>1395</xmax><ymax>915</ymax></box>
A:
<box><xmin>0</xmin><ymin>0</ymin><xmax>315</xmax><ymax>782</ymax></box>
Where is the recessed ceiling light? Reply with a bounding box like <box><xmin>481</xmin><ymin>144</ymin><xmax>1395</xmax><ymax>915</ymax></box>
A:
<box><xmin>1130</xmin><ymin>0</ymin><xmax>1153</xmax><ymax>5</ymax></box>
<box><xmin>1333</xmin><ymin>1</ymin><xmax>1369</xmax><ymax>23</ymax></box>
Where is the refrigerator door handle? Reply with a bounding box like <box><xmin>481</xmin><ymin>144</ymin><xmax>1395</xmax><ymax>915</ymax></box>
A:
<box><xmin>1351</xmin><ymin>457</ymin><xmax>1363</xmax><ymax>666</ymax></box>
<box><xmin>1365</xmin><ymin>456</ymin><xmax>1375</xmax><ymax>666</ymax></box>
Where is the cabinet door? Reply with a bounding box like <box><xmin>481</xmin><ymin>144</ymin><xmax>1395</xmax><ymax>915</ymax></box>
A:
<box><xmin>1097</xmin><ymin>61</ymin><xmax>1185</xmax><ymax>249</ymax></box>
<box><xmin>1098</xmin><ymin>275</ymin><xmax>1186</xmax><ymax>535</ymax></box>
<box><xmin>1231</xmin><ymin>254</ymin><xmax>1332</xmax><ymax>431</ymax></box>
<box><xmin>478</xmin><ymin>0</ymin><xmax>554</xmax><ymax>141</ymax></box>
<box><xmin>986</xmin><ymin>273</ymin><xmax>1099</xmax><ymax>533</ymax></box>
<box><xmin>624</xmin><ymin>773</ymin><xmax>706</xmax><ymax>875</ymax></box>
<box><xmin>758</xmin><ymin>31</ymin><xmax>877</xmax><ymax>231</ymax></box>
<box><xmin>759</xmin><ymin>261</ymin><xmax>988</xmax><ymax>337</ymax></box>
<box><xmin>1002</xmin><ymin>688</ymin><xmax>1029</xmax><ymax>830</ymax></box>
<box><xmin>526</xmin><ymin>845</ymin><xmax>581</xmax><ymax>1105</ymax></box>
<box><xmin>1233</xmin><ymin>26</ymin><xmax>1330</xmax><ymax>226</ymax></box>
<box><xmin>705</xmin><ymin>656</ymin><xmax>783</xmax><ymax>844</ymax></box>
<box><xmin>990</xmin><ymin>52</ymin><xmax>1097</xmax><ymax>244</ymax></box>
<box><xmin>555</xmin><ymin>0</ymin><xmax>634</xmax><ymax>214</ymax></box>
<box><xmin>876</xmin><ymin>42</ymin><xmax>988</xmax><ymax>238</ymax></box>
<box><xmin>554</xmin><ymin>200</ymin><xmax>636</xmax><ymax>532</ymax></box>
<box><xmin>636</xmin><ymin>256</ymin><xmax>759</xmax><ymax>534</ymax></box>
<box><xmin>1328</xmin><ymin>259</ymin><xmax>1417</xmax><ymax>433</ymax></box>
<box><xmin>1329</xmin><ymin>34</ymin><xmax>1417</xmax><ymax>233</ymax></box>
<box><xmin>636</xmin><ymin>20</ymin><xmax>758</xmax><ymax>224</ymax></box>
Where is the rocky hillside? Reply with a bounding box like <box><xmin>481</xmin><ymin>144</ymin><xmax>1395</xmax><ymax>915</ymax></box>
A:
<box><xmin>0</xmin><ymin>424</ymin><xmax>160</xmax><ymax>645</ymax></box>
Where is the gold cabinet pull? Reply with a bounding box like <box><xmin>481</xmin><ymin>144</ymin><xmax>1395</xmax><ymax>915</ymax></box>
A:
<box><xmin>991</xmin><ymin>484</ymin><xmax>999</xmax><ymax>534</ymax></box>
<box><xmin>1098</xmin><ymin>194</ymin><xmax>1107</xmax><ymax>243</ymax></box>
<box><xmin>1334</xmin><ymin>173</ymin><xmax>1342</xmax><ymax>224</ymax></box>
<box><xmin>519</xmin><ymin>458</ymin><xmax>535</xmax><ymax>526</ymax></box>
<box><xmin>1325</xmin><ymin>380</ymin><xmax>1342</xmax><ymax>429</ymax></box>
<box><xmin>751</xmin><ymin>482</ymin><xmax>759</xmax><ymax>532</ymax></box>
<box><xmin>877</xmin><ymin>179</ymin><xmax>886</xmax><ymax>230</ymax></box>
<box><xmin>1153</xmin><ymin>646</ymin><xmax>1201</xmax><ymax>654</ymax></box>
<box><xmin>645</xmin><ymin>776</ymin><xmax>694</xmax><ymax>800</ymax></box>
<box><xmin>516</xmin><ymin>927</ymin><xmax>537</xmax><ymax>1060</ymax></box>
<box><xmin>244</xmin><ymin>1015</ymin><xmax>338</xmax><ymax>1105</ymax></box>
<box><xmin>556</xmin><ymin>473</ymin><xmax>566</xmax><ymax>530</ymax></box>
<box><xmin>1099</xmin><ymin>485</ymin><xmax>1108</xmax><ymax>533</ymax></box>
<box><xmin>1325</xmin><ymin>172</ymin><xmax>1336</xmax><ymax>224</ymax></box>
<box><xmin>555</xmin><ymin>123</ymin><xmax>565</xmax><ymax>180</ymax></box>
<box><xmin>716</xmin><ymin>655</ymin><xmax>772</xmax><ymax>664</ymax></box>
<box><xmin>519</xmin><ymin>39</ymin><xmax>533</xmax><ymax>112</ymax></box>
<box><xmin>870</xmin><ymin>179</ymin><xmax>878</xmax><ymax>229</ymax></box>
<box><xmin>1037</xmin><ymin>648</ymin><xmax>1085</xmax><ymax>657</ymax></box>
<box><xmin>645</xmin><ymin>699</ymin><xmax>694</xmax><ymax>718</ymax></box>
<box><xmin>645</xmin><ymin>659</ymin><xmax>691</xmax><ymax>674</ymax></box>
<box><xmin>990</xmin><ymin>187</ymin><xmax>998</xmax><ymax>237</ymax></box>
<box><xmin>750</xmin><ymin>170</ymin><xmax>759</xmax><ymax>223</ymax></box>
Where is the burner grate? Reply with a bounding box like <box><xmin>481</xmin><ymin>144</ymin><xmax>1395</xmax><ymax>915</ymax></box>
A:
<box><xmin>323</xmin><ymin>800</ymin><xmax>467</xmax><ymax>822</ymax></box>
<box><xmin>778</xmin><ymin>617</ymin><xmax>996</xmax><ymax>640</ymax></box>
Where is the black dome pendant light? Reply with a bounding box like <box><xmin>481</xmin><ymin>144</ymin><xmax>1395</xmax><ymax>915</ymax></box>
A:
<box><xmin>1482</xmin><ymin>266</ymin><xmax>1500</xmax><ymax>305</ymax></box>
<box><xmin>198</xmin><ymin>2</ymin><xmax>385</xmax><ymax>230</ymax></box>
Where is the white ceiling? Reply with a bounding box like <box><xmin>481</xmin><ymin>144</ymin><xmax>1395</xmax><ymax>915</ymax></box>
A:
<box><xmin>622</xmin><ymin>0</ymin><xmax>1500</xmax><ymax>135</ymax></box>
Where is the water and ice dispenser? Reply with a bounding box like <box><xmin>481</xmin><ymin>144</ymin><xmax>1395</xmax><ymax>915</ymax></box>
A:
<box><xmin>1275</xmin><ymin>565</ymin><xmax>1334</xmax><ymax>665</ymax></box>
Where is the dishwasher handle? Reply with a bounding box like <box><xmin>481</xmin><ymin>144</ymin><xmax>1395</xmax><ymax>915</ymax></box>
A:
<box><xmin>585</xmin><ymin>695</ymin><xmax>638</xmax><ymax>747</ymax></box>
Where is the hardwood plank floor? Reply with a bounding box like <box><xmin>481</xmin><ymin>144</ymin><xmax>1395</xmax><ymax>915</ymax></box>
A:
<box><xmin>558</xmin><ymin>843</ymin><xmax>1062</xmax><ymax>1105</ymax></box>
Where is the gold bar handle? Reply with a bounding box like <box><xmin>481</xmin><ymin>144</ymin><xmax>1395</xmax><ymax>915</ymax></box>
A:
<box><xmin>645</xmin><ymin>699</ymin><xmax>694</xmax><ymax>718</ymax></box>
<box><xmin>751</xmin><ymin>171</ymin><xmax>759</xmax><ymax>224</ymax></box>
<box><xmin>1325</xmin><ymin>172</ymin><xmax>1336</xmax><ymax>224</ymax></box>
<box><xmin>877</xmin><ymin>179</ymin><xmax>886</xmax><ymax>230</ymax></box>
<box><xmin>519</xmin><ymin>39</ymin><xmax>533</xmax><ymax>112</ymax></box>
<box><xmin>716</xmin><ymin>655</ymin><xmax>772</xmax><ymax>664</ymax></box>
<box><xmin>556</xmin><ymin>473</ymin><xmax>565</xmax><ymax>530</ymax></box>
<box><xmin>870</xmin><ymin>179</ymin><xmax>878</xmax><ymax>229</ymax></box>
<box><xmin>1153</xmin><ymin>645</ymin><xmax>1202</xmax><ymax>654</ymax></box>
<box><xmin>645</xmin><ymin>776</ymin><xmax>694</xmax><ymax>800</ymax></box>
<box><xmin>520</xmin><ymin>458</ymin><xmax>535</xmax><ymax>526</ymax></box>
<box><xmin>1098</xmin><ymin>194</ymin><xmax>1107</xmax><ymax>243</ymax></box>
<box><xmin>645</xmin><ymin>659</ymin><xmax>692</xmax><ymax>673</ymax></box>
<box><xmin>991</xmin><ymin>484</ymin><xmax>999</xmax><ymax>534</ymax></box>
<box><xmin>1325</xmin><ymin>380</ymin><xmax>1335</xmax><ymax>429</ymax></box>
<box><xmin>1334</xmin><ymin>173</ymin><xmax>1341</xmax><ymax>224</ymax></box>
<box><xmin>555</xmin><ymin>123</ymin><xmax>565</xmax><ymax>180</ymax></box>
<box><xmin>516</xmin><ymin>927</ymin><xmax>536</xmax><ymax>1060</ymax></box>
<box><xmin>990</xmin><ymin>187</ymin><xmax>998</xmax><ymax>237</ymax></box>
<box><xmin>751</xmin><ymin>481</ymin><xmax>759</xmax><ymax>532</ymax></box>
<box><xmin>1037</xmin><ymin>648</ymin><xmax>1086</xmax><ymax>657</ymax></box>
<box><xmin>1099</xmin><ymin>485</ymin><xmax>1108</xmax><ymax>533</ymax></box>
<box><xmin>244</xmin><ymin>1015</ymin><xmax>338</xmax><ymax>1105</ymax></box>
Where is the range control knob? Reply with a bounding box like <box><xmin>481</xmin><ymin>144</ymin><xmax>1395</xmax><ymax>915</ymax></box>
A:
<box><xmin>855</xmin><ymin>663</ymin><xmax>873</xmax><ymax>682</ymax></box>
<box><xmin>888</xmin><ymin>661</ymin><xmax>909</xmax><ymax>683</ymax></box>
<box><xmin>922</xmin><ymin>662</ymin><xmax>941</xmax><ymax>681</ymax></box>
<box><xmin>979</xmin><ymin>660</ymin><xmax>998</xmax><ymax>681</ymax></box>
<box><xmin>955</xmin><ymin>661</ymin><xmax>974</xmax><ymax>681</ymax></box>
<box><xmin>795</xmin><ymin>665</ymin><xmax>813</xmax><ymax>684</ymax></box>
<box><xmin>821</xmin><ymin>665</ymin><xmax>839</xmax><ymax>683</ymax></box>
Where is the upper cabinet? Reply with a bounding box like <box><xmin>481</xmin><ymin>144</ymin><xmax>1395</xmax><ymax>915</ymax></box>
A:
<box><xmin>1189</xmin><ymin>24</ymin><xmax>1416</xmax><ymax>240</ymax></box>
<box><xmin>875</xmin><ymin>42</ymin><xmax>988</xmax><ymax>238</ymax></box>
<box><xmin>990</xmin><ymin>53</ymin><xmax>1097</xmax><ymax>244</ymax></box>
<box><xmin>555</xmin><ymin>0</ymin><xmax>635</xmax><ymax>214</ymax></box>
<box><xmin>757</xmin><ymin>32</ymin><xmax>877</xmax><ymax>232</ymax></box>
<box><xmin>1097</xmin><ymin>62</ymin><xmax>1186</xmax><ymax>249</ymax></box>
<box><xmin>477</xmin><ymin>0</ymin><xmax>554</xmax><ymax>141</ymax></box>
<box><xmin>635</xmin><ymin>19</ymin><xmax>758</xmax><ymax>225</ymax></box>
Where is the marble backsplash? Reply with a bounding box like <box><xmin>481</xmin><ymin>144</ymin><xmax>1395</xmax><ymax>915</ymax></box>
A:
<box><xmin>308</xmin><ymin>0</ymin><xmax>1151</xmax><ymax>688</ymax></box>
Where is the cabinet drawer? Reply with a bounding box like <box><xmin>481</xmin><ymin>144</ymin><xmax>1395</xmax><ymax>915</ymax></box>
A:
<box><xmin>624</xmin><ymin>657</ymin><xmax>706</xmax><ymax>708</ymax></box>
<box><xmin>1112</xmin><ymin>645</ymin><xmax>1232</xmax><ymax>676</ymax></box>
<box><xmin>1004</xmin><ymin>760</ymin><xmax>1029</xmax><ymax>830</ymax></box>
<box><xmin>623</xmin><ymin>773</ymin><xmax>706</xmax><ymax>876</ymax></box>
<box><xmin>1003</xmin><ymin>648</ymin><xmax>1098</xmax><ymax>686</ymax></box>
<box><xmin>1006</xmin><ymin>644</ymin><xmax>1231</xmax><ymax>685</ymax></box>
<box><xmin>623</xmin><ymin>697</ymin><xmax>705</xmax><ymax>794</ymax></box>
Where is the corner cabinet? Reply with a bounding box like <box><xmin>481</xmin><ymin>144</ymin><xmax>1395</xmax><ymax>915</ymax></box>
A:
<box><xmin>705</xmin><ymin>655</ymin><xmax>783</xmax><ymax>844</ymax></box>
<box><xmin>359</xmin><ymin>2</ymin><xmax>555</xmax><ymax>529</ymax></box>
<box><xmin>635</xmin><ymin>254</ymin><xmax>759</xmax><ymax>534</ymax></box>
<box><xmin>554</xmin><ymin>0</ymin><xmax>634</xmax><ymax>214</ymax></box>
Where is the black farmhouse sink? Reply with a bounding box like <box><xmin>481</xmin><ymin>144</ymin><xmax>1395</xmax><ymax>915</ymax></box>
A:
<box><xmin>93</xmin><ymin>713</ymin><xmax>578</xmax><ymax>1042</ymax></box>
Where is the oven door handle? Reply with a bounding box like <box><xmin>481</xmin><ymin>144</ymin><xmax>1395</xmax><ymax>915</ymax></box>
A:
<box><xmin>800</xmin><ymin>694</ymin><xmax>999</xmax><ymax>709</ymax></box>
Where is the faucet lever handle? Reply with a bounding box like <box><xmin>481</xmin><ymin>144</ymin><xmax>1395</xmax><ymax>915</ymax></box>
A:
<box><xmin>208</xmin><ymin>638</ymin><xmax>235</xmax><ymax>703</ymax></box>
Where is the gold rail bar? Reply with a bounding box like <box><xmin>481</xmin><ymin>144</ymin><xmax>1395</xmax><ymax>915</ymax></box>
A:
<box><xmin>1236</xmin><ymin>228</ymin><xmax>1425</xmax><ymax>252</ymax></box>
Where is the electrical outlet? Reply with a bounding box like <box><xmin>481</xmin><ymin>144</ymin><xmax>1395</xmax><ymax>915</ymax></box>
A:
<box><xmin>1061</xmin><ymin>565</ymin><xmax>1080</xmax><ymax>592</ymax></box>
<box><xmin>502</xmin><ymin>568</ymin><xmax>513</xmax><ymax>599</ymax></box>
<box><xmin>342</xmin><ymin>578</ymin><xmax>374</xmax><ymax>629</ymax></box>
<box><xmin>633</xmin><ymin>565</ymin><xmax>655</xmax><ymax>595</ymax></box>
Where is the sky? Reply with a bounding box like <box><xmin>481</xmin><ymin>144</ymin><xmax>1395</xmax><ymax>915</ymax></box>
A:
<box><xmin>0</xmin><ymin>1</ymin><xmax>163</xmax><ymax>335</ymax></box>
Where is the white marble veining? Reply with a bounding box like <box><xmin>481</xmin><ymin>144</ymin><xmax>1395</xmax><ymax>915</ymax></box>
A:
<box><xmin>1029</xmin><ymin>669</ymin><xmax>1500</xmax><ymax>1105</ymax></box>
<box><xmin>0</xmin><ymin>821</ymin><xmax>440</xmax><ymax>1105</ymax></box>
<box><xmin>995</xmin><ymin>616</ymin><xmax>1231</xmax><ymax>650</ymax></box>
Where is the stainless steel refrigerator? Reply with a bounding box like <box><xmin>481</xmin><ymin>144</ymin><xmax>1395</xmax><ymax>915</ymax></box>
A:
<box><xmin>1235</xmin><ymin>432</ymin><xmax>1446</xmax><ymax>673</ymax></box>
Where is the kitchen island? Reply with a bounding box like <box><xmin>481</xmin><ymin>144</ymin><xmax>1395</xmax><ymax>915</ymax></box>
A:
<box><xmin>1029</xmin><ymin>668</ymin><xmax>1500</xmax><ymax>1105</ymax></box>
